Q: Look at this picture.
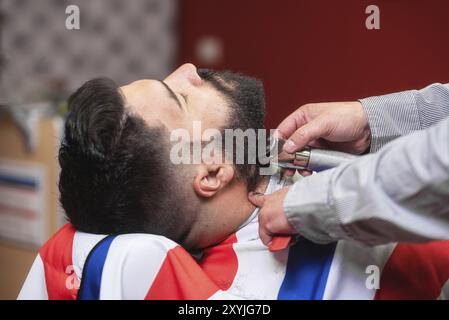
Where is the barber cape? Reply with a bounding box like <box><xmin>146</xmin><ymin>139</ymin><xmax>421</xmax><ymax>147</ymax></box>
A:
<box><xmin>18</xmin><ymin>175</ymin><xmax>449</xmax><ymax>300</ymax></box>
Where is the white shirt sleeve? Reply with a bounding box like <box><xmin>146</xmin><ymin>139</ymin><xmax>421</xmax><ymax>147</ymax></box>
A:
<box><xmin>284</xmin><ymin>116</ymin><xmax>449</xmax><ymax>245</ymax></box>
<box><xmin>361</xmin><ymin>83</ymin><xmax>449</xmax><ymax>151</ymax></box>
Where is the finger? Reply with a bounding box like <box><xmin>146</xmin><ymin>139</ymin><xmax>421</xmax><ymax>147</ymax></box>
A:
<box><xmin>307</xmin><ymin>139</ymin><xmax>329</xmax><ymax>149</ymax></box>
<box><xmin>276</xmin><ymin>108</ymin><xmax>308</xmax><ymax>141</ymax></box>
<box><xmin>259</xmin><ymin>227</ymin><xmax>273</xmax><ymax>246</ymax></box>
<box><xmin>277</xmin><ymin>150</ymin><xmax>295</xmax><ymax>162</ymax></box>
<box><xmin>322</xmin><ymin>140</ymin><xmax>366</xmax><ymax>154</ymax></box>
<box><xmin>283</xmin><ymin>116</ymin><xmax>331</xmax><ymax>153</ymax></box>
<box><xmin>248</xmin><ymin>192</ymin><xmax>266</xmax><ymax>207</ymax></box>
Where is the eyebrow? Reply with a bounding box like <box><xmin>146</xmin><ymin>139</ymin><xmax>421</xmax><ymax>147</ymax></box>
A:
<box><xmin>159</xmin><ymin>80</ymin><xmax>183</xmax><ymax>110</ymax></box>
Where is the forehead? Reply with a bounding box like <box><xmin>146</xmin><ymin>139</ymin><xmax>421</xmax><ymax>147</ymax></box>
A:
<box><xmin>119</xmin><ymin>79</ymin><xmax>231</xmax><ymax>131</ymax></box>
<box><xmin>119</xmin><ymin>79</ymin><xmax>167</xmax><ymax>109</ymax></box>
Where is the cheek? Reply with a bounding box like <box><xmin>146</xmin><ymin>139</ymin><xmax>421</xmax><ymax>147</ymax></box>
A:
<box><xmin>195</xmin><ymin>103</ymin><xmax>229</xmax><ymax>130</ymax></box>
<box><xmin>164</xmin><ymin>116</ymin><xmax>193</xmax><ymax>134</ymax></box>
<box><xmin>202</xmin><ymin>213</ymin><xmax>235</xmax><ymax>240</ymax></box>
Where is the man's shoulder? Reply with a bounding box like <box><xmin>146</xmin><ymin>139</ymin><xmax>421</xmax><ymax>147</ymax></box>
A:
<box><xmin>41</xmin><ymin>224</ymin><xmax>182</xmax><ymax>279</ymax></box>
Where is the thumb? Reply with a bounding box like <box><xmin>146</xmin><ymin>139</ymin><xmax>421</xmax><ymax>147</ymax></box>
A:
<box><xmin>283</xmin><ymin>116</ymin><xmax>331</xmax><ymax>153</ymax></box>
<box><xmin>248</xmin><ymin>192</ymin><xmax>266</xmax><ymax>207</ymax></box>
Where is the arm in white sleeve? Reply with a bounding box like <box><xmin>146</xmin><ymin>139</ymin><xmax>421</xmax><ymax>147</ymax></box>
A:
<box><xmin>284</xmin><ymin>116</ymin><xmax>449</xmax><ymax>245</ymax></box>
<box><xmin>360</xmin><ymin>83</ymin><xmax>449</xmax><ymax>152</ymax></box>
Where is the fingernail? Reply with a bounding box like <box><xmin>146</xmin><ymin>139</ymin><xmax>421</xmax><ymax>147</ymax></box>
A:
<box><xmin>283</xmin><ymin>140</ymin><xmax>297</xmax><ymax>153</ymax></box>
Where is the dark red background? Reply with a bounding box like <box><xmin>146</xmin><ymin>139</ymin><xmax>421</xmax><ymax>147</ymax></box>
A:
<box><xmin>178</xmin><ymin>0</ymin><xmax>449</xmax><ymax>129</ymax></box>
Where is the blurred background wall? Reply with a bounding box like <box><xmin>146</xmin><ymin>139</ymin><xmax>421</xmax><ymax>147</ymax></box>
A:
<box><xmin>1</xmin><ymin>0</ymin><xmax>449</xmax><ymax>299</ymax></box>
<box><xmin>179</xmin><ymin>0</ymin><xmax>449</xmax><ymax>128</ymax></box>
<box><xmin>1</xmin><ymin>0</ymin><xmax>177</xmax><ymax>103</ymax></box>
<box><xmin>0</xmin><ymin>0</ymin><xmax>178</xmax><ymax>299</ymax></box>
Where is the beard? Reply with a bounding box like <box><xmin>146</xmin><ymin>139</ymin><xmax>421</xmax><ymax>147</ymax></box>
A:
<box><xmin>197</xmin><ymin>69</ymin><xmax>267</xmax><ymax>191</ymax></box>
<box><xmin>197</xmin><ymin>69</ymin><xmax>266</xmax><ymax>131</ymax></box>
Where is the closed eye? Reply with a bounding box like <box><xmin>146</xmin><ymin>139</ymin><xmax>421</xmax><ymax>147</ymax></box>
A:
<box><xmin>159</xmin><ymin>80</ymin><xmax>184</xmax><ymax>111</ymax></box>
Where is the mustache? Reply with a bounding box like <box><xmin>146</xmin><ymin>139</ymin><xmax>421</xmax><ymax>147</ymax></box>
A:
<box><xmin>197</xmin><ymin>69</ymin><xmax>264</xmax><ymax>97</ymax></box>
<box><xmin>197</xmin><ymin>68</ymin><xmax>215</xmax><ymax>80</ymax></box>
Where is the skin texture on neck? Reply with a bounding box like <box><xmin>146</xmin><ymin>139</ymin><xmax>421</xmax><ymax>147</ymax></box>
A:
<box><xmin>185</xmin><ymin>175</ymin><xmax>270</xmax><ymax>251</ymax></box>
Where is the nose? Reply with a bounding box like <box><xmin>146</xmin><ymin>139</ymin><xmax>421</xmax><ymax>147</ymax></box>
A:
<box><xmin>164</xmin><ymin>63</ymin><xmax>202</xmax><ymax>87</ymax></box>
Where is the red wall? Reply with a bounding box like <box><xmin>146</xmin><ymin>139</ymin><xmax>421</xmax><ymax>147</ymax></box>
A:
<box><xmin>179</xmin><ymin>0</ymin><xmax>449</xmax><ymax>129</ymax></box>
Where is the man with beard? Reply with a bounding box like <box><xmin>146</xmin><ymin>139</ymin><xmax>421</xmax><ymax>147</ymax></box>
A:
<box><xmin>56</xmin><ymin>63</ymin><xmax>269</xmax><ymax>251</ymax></box>
<box><xmin>19</xmin><ymin>64</ymin><xmax>449</xmax><ymax>300</ymax></box>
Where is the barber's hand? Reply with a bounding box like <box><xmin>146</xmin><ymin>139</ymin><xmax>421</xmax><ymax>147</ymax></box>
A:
<box><xmin>248</xmin><ymin>187</ymin><xmax>297</xmax><ymax>246</ymax></box>
<box><xmin>277</xmin><ymin>101</ymin><xmax>371</xmax><ymax>155</ymax></box>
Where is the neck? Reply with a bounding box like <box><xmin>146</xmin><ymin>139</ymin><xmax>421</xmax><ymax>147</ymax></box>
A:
<box><xmin>187</xmin><ymin>175</ymin><xmax>270</xmax><ymax>250</ymax></box>
<box><xmin>221</xmin><ymin>175</ymin><xmax>271</xmax><ymax>227</ymax></box>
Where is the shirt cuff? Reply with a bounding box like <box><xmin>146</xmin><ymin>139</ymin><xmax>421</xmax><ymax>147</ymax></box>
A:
<box><xmin>283</xmin><ymin>169</ymin><xmax>347</xmax><ymax>244</ymax></box>
<box><xmin>359</xmin><ymin>90</ymin><xmax>420</xmax><ymax>152</ymax></box>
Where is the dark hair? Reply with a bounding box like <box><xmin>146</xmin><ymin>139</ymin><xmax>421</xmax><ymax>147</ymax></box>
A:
<box><xmin>198</xmin><ymin>69</ymin><xmax>267</xmax><ymax>191</ymax></box>
<box><xmin>59</xmin><ymin>78</ymin><xmax>189</xmax><ymax>239</ymax></box>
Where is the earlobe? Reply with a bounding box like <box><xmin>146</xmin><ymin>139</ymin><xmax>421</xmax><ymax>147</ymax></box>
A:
<box><xmin>193</xmin><ymin>165</ymin><xmax>235</xmax><ymax>198</ymax></box>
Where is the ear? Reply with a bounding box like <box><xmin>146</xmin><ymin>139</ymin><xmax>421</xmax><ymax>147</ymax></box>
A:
<box><xmin>193</xmin><ymin>164</ymin><xmax>235</xmax><ymax>198</ymax></box>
